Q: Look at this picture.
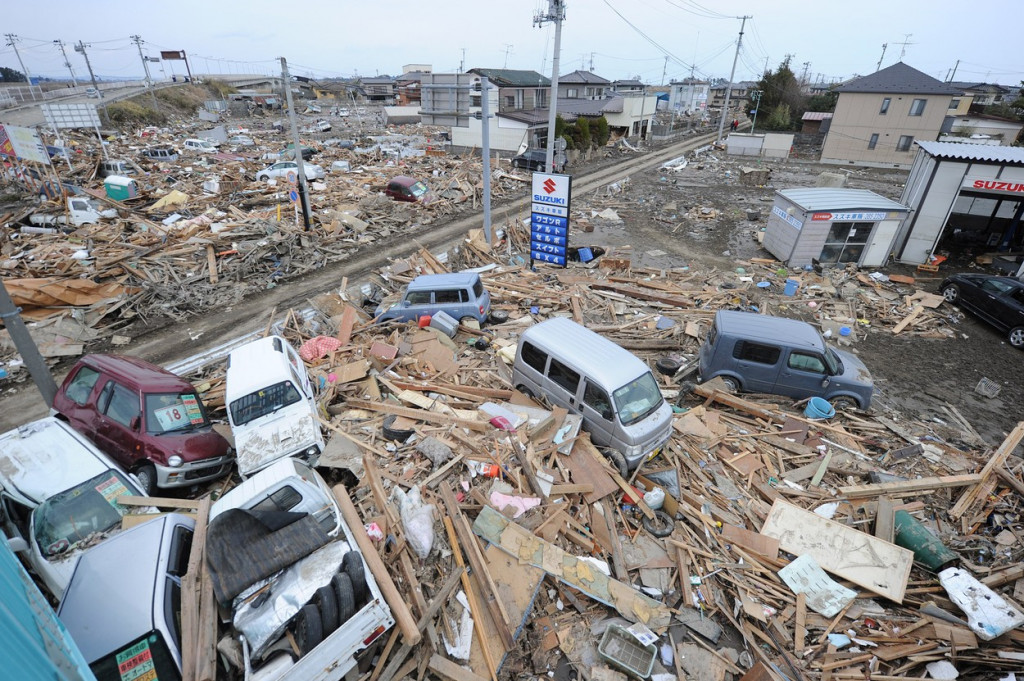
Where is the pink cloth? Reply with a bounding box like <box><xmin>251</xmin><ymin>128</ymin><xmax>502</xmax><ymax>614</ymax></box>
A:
<box><xmin>299</xmin><ymin>335</ymin><xmax>342</xmax><ymax>361</ymax></box>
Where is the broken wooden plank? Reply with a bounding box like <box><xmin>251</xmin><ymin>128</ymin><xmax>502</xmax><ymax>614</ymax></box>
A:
<box><xmin>839</xmin><ymin>474</ymin><xmax>982</xmax><ymax>498</ymax></box>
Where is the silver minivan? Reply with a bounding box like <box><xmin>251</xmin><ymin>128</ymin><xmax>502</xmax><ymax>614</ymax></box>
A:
<box><xmin>512</xmin><ymin>317</ymin><xmax>673</xmax><ymax>472</ymax></box>
<box><xmin>374</xmin><ymin>272</ymin><xmax>491</xmax><ymax>324</ymax></box>
<box><xmin>698</xmin><ymin>310</ymin><xmax>874</xmax><ymax>409</ymax></box>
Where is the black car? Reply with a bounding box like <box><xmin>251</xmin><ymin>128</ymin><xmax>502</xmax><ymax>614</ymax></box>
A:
<box><xmin>512</xmin><ymin>149</ymin><xmax>564</xmax><ymax>173</ymax></box>
<box><xmin>940</xmin><ymin>273</ymin><xmax>1024</xmax><ymax>349</ymax></box>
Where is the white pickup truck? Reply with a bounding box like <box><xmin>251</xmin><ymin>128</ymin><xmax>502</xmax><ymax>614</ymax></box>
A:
<box><xmin>29</xmin><ymin>196</ymin><xmax>117</xmax><ymax>228</ymax></box>
<box><xmin>208</xmin><ymin>458</ymin><xmax>395</xmax><ymax>680</ymax></box>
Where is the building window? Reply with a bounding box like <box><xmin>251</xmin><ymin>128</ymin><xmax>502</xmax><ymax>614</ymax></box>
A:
<box><xmin>567</xmin><ymin>88</ymin><xmax>578</xmax><ymax>98</ymax></box>
<box><xmin>868</xmin><ymin>133</ymin><xmax>879</xmax><ymax>150</ymax></box>
<box><xmin>909</xmin><ymin>99</ymin><xmax>926</xmax><ymax>116</ymax></box>
<box><xmin>504</xmin><ymin>95</ymin><xmax>515</xmax><ymax>108</ymax></box>
<box><xmin>949</xmin><ymin>98</ymin><xmax>961</xmax><ymax>109</ymax></box>
<box><xmin>897</xmin><ymin>135</ymin><xmax>914</xmax><ymax>152</ymax></box>
<box><xmin>880</xmin><ymin>98</ymin><xmax>891</xmax><ymax>114</ymax></box>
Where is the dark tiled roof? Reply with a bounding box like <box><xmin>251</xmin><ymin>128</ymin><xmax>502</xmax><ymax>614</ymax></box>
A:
<box><xmin>469</xmin><ymin>68</ymin><xmax>550</xmax><ymax>87</ymax></box>
<box><xmin>836</xmin><ymin>62</ymin><xmax>962</xmax><ymax>95</ymax></box>
<box><xmin>499</xmin><ymin>110</ymin><xmax>549</xmax><ymax>125</ymax></box>
<box><xmin>559</xmin><ymin>70</ymin><xmax>611</xmax><ymax>85</ymax></box>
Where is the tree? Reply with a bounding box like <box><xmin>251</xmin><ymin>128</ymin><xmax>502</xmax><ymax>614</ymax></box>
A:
<box><xmin>0</xmin><ymin>66</ymin><xmax>26</xmax><ymax>83</ymax></box>
<box><xmin>807</xmin><ymin>90</ymin><xmax>839</xmax><ymax>113</ymax></box>
<box><xmin>751</xmin><ymin>58</ymin><xmax>804</xmax><ymax>131</ymax></box>
<box><xmin>593</xmin><ymin>116</ymin><xmax>610</xmax><ymax>146</ymax></box>
<box><xmin>578</xmin><ymin>117</ymin><xmax>592</xmax><ymax>149</ymax></box>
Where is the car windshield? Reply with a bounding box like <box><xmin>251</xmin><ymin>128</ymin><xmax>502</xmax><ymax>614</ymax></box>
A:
<box><xmin>34</xmin><ymin>470</ymin><xmax>136</xmax><ymax>558</ymax></box>
<box><xmin>144</xmin><ymin>392</ymin><xmax>210</xmax><ymax>434</ymax></box>
<box><xmin>410</xmin><ymin>181</ymin><xmax>429</xmax><ymax>197</ymax></box>
<box><xmin>612</xmin><ymin>373</ymin><xmax>663</xmax><ymax>426</ymax></box>
<box><xmin>229</xmin><ymin>380</ymin><xmax>302</xmax><ymax>426</ymax></box>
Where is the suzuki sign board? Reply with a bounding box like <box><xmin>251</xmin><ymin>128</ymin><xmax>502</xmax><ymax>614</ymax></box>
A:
<box><xmin>530</xmin><ymin>172</ymin><xmax>572</xmax><ymax>266</ymax></box>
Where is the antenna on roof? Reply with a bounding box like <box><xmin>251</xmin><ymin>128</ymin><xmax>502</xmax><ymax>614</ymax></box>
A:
<box><xmin>876</xmin><ymin>44</ymin><xmax>887</xmax><ymax>72</ymax></box>
<box><xmin>896</xmin><ymin>34</ymin><xmax>914</xmax><ymax>61</ymax></box>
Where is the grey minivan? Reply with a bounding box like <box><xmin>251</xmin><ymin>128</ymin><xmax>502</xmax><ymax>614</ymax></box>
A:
<box><xmin>698</xmin><ymin>310</ymin><xmax>874</xmax><ymax>409</ymax></box>
<box><xmin>374</xmin><ymin>272</ymin><xmax>491</xmax><ymax>324</ymax></box>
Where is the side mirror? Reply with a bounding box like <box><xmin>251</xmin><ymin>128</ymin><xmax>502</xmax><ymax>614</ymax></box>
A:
<box><xmin>6</xmin><ymin>537</ymin><xmax>28</xmax><ymax>553</ymax></box>
<box><xmin>401</xmin><ymin>299</ymin><xmax>411</xmax><ymax>307</ymax></box>
<box><xmin>821</xmin><ymin>378</ymin><xmax>830</xmax><ymax>388</ymax></box>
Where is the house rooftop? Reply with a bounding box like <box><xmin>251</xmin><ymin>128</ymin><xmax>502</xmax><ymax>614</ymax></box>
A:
<box><xmin>777</xmin><ymin>187</ymin><xmax>909</xmax><ymax>213</ymax></box>
<box><xmin>469</xmin><ymin>68</ymin><xmax>550</xmax><ymax>88</ymax></box>
<box><xmin>559</xmin><ymin>70</ymin><xmax>611</xmax><ymax>85</ymax></box>
<box><xmin>836</xmin><ymin>62</ymin><xmax>962</xmax><ymax>96</ymax></box>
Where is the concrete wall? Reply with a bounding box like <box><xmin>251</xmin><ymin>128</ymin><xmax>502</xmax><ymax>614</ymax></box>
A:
<box><xmin>726</xmin><ymin>133</ymin><xmax>794</xmax><ymax>159</ymax></box>
<box><xmin>450</xmin><ymin>114</ymin><xmax>530</xmax><ymax>154</ymax></box>
<box><xmin>821</xmin><ymin>91</ymin><xmax>951</xmax><ymax>168</ymax></box>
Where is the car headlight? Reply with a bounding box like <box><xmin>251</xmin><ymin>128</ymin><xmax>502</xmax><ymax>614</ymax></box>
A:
<box><xmin>305</xmin><ymin>445</ymin><xmax>321</xmax><ymax>458</ymax></box>
<box><xmin>624</xmin><ymin>444</ymin><xmax>643</xmax><ymax>459</ymax></box>
<box><xmin>168</xmin><ymin>455</ymin><xmax>183</xmax><ymax>468</ymax></box>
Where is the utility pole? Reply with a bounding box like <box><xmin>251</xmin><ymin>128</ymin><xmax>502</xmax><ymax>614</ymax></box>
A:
<box><xmin>131</xmin><ymin>35</ymin><xmax>159</xmax><ymax>110</ymax></box>
<box><xmin>4</xmin><ymin>34</ymin><xmax>36</xmax><ymax>100</ymax></box>
<box><xmin>589</xmin><ymin>52</ymin><xmax>595</xmax><ymax>71</ymax></box>
<box><xmin>0</xmin><ymin>282</ymin><xmax>57</xmax><ymax>408</ymax></box>
<box><xmin>876</xmin><ymin>43</ymin><xmax>888</xmax><ymax>72</ymax></box>
<box><xmin>75</xmin><ymin>41</ymin><xmax>107</xmax><ymax>120</ymax></box>
<box><xmin>459</xmin><ymin>48</ymin><xmax>465</xmax><ymax>73</ymax></box>
<box><xmin>801</xmin><ymin>61</ymin><xmax>811</xmax><ymax>85</ymax></box>
<box><xmin>661</xmin><ymin>55</ymin><xmax>669</xmax><ymax>86</ymax></box>
<box><xmin>53</xmin><ymin>39</ymin><xmax>78</xmax><ymax>86</ymax></box>
<box><xmin>749</xmin><ymin>90</ymin><xmax>763</xmax><ymax>134</ymax></box>
<box><xmin>716</xmin><ymin>15</ymin><xmax>749</xmax><ymax>143</ymax></box>
<box><xmin>279</xmin><ymin>57</ymin><xmax>312</xmax><ymax>231</ymax></box>
<box><xmin>479</xmin><ymin>77</ymin><xmax>493</xmax><ymax>245</ymax></box>
<box><xmin>503</xmin><ymin>44</ymin><xmax>514</xmax><ymax>69</ymax></box>
<box><xmin>534</xmin><ymin>0</ymin><xmax>566</xmax><ymax>174</ymax></box>
<box><xmin>947</xmin><ymin>59</ymin><xmax>960</xmax><ymax>83</ymax></box>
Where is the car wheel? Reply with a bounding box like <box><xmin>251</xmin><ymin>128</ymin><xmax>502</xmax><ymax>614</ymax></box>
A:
<box><xmin>315</xmin><ymin>584</ymin><xmax>339</xmax><ymax>634</ymax></box>
<box><xmin>291</xmin><ymin>603</ymin><xmax>324</xmax><ymax>655</ymax></box>
<box><xmin>941</xmin><ymin>284</ymin><xmax>960</xmax><ymax>303</ymax></box>
<box><xmin>604</xmin><ymin>449</ymin><xmax>629</xmax><ymax>478</ymax></box>
<box><xmin>382</xmin><ymin>414</ymin><xmax>414</xmax><ymax>442</ymax></box>
<box><xmin>332</xmin><ymin>572</ymin><xmax>356</xmax><ymax>625</ymax></box>
<box><xmin>643</xmin><ymin>510</ymin><xmax>675</xmax><ymax>538</ymax></box>
<box><xmin>257</xmin><ymin>174</ymin><xmax>268</xmax><ymax>181</ymax></box>
<box><xmin>655</xmin><ymin>357</ymin><xmax>683</xmax><ymax>376</ymax></box>
<box><xmin>516</xmin><ymin>384</ymin><xmax>535</xmax><ymax>399</ymax></box>
<box><xmin>135</xmin><ymin>464</ymin><xmax>157</xmax><ymax>495</ymax></box>
<box><xmin>488</xmin><ymin>310</ymin><xmax>509</xmax><ymax>324</ymax></box>
<box><xmin>342</xmin><ymin>552</ymin><xmax>368</xmax><ymax>605</ymax></box>
<box><xmin>720</xmin><ymin>376</ymin><xmax>740</xmax><ymax>393</ymax></box>
<box><xmin>830</xmin><ymin>396</ymin><xmax>859</xmax><ymax>411</ymax></box>
<box><xmin>1009</xmin><ymin>326</ymin><xmax>1024</xmax><ymax>349</ymax></box>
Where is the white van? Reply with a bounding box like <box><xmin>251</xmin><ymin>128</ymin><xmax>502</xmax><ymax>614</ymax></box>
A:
<box><xmin>512</xmin><ymin>317</ymin><xmax>673</xmax><ymax>472</ymax></box>
<box><xmin>226</xmin><ymin>335</ymin><xmax>325</xmax><ymax>477</ymax></box>
<box><xmin>183</xmin><ymin>138</ymin><xmax>217</xmax><ymax>153</ymax></box>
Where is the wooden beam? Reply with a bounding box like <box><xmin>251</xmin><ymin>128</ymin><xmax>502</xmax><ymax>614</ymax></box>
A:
<box><xmin>950</xmin><ymin>422</ymin><xmax>1024</xmax><ymax>518</ymax></box>
<box><xmin>332</xmin><ymin>484</ymin><xmax>421</xmax><ymax>646</ymax></box>
<box><xmin>347</xmin><ymin>398</ymin><xmax>489</xmax><ymax>431</ymax></box>
<box><xmin>443</xmin><ymin>516</ymin><xmax>499</xmax><ymax>681</ymax></box>
<box><xmin>120</xmin><ymin>495</ymin><xmax>200</xmax><ymax>509</ymax></box>
<box><xmin>874</xmin><ymin>495</ymin><xmax>896</xmax><ymax>543</ymax></box>
<box><xmin>428</xmin><ymin>654</ymin><xmax>490</xmax><ymax>681</ymax></box>
<box><xmin>839</xmin><ymin>474</ymin><xmax>982</xmax><ymax>498</ymax></box>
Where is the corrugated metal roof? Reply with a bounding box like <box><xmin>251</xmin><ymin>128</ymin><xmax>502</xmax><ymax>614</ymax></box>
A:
<box><xmin>836</xmin><ymin>62</ymin><xmax>962</xmax><ymax>96</ymax></box>
<box><xmin>801</xmin><ymin>112</ymin><xmax>833</xmax><ymax>121</ymax></box>
<box><xmin>917</xmin><ymin>140</ymin><xmax>1024</xmax><ymax>164</ymax></box>
<box><xmin>777</xmin><ymin>188</ymin><xmax>909</xmax><ymax>212</ymax></box>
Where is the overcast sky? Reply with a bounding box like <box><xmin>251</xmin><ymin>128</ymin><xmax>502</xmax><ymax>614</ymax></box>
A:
<box><xmin>3</xmin><ymin>0</ymin><xmax>1021</xmax><ymax>88</ymax></box>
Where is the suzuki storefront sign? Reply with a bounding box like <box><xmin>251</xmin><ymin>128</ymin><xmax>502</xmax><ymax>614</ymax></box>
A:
<box><xmin>530</xmin><ymin>172</ymin><xmax>572</xmax><ymax>266</ymax></box>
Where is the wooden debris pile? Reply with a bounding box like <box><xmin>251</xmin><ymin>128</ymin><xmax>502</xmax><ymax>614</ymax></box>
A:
<box><xmin>164</xmin><ymin>242</ymin><xmax>1024</xmax><ymax>681</ymax></box>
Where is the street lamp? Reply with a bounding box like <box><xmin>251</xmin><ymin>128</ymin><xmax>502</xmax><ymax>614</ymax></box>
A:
<box><xmin>749</xmin><ymin>89</ymin><xmax>762</xmax><ymax>134</ymax></box>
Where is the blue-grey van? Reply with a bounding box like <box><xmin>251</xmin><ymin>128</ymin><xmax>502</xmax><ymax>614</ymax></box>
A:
<box><xmin>698</xmin><ymin>310</ymin><xmax>874</xmax><ymax>409</ymax></box>
<box><xmin>512</xmin><ymin>317</ymin><xmax>673</xmax><ymax>472</ymax></box>
<box><xmin>374</xmin><ymin>272</ymin><xmax>490</xmax><ymax>324</ymax></box>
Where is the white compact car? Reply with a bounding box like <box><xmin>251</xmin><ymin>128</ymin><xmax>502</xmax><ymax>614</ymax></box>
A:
<box><xmin>256</xmin><ymin>161</ymin><xmax>325</xmax><ymax>182</ymax></box>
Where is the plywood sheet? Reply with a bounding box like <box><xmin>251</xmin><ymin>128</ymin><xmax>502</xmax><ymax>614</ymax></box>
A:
<box><xmin>759</xmin><ymin>499</ymin><xmax>913</xmax><ymax>603</ymax></box>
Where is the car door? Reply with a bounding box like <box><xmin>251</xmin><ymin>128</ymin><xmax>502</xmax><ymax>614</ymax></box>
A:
<box><xmin>546</xmin><ymin>358</ymin><xmax>581</xmax><ymax>412</ymax></box>
<box><xmin>775</xmin><ymin>350</ymin><xmax>829</xmax><ymax>400</ymax></box>
<box><xmin>93</xmin><ymin>380</ymin><xmax>143</xmax><ymax>469</ymax></box>
<box><xmin>976</xmin><ymin>278</ymin><xmax>1016</xmax><ymax>329</ymax></box>
<box><xmin>729</xmin><ymin>340</ymin><xmax>782</xmax><ymax>393</ymax></box>
<box><xmin>434</xmin><ymin>288</ymin><xmax>465</xmax><ymax>321</ymax></box>
<box><xmin>56</xmin><ymin>365</ymin><xmax>105</xmax><ymax>442</ymax></box>
<box><xmin>579</xmin><ymin>379</ymin><xmax>615</xmax><ymax>448</ymax></box>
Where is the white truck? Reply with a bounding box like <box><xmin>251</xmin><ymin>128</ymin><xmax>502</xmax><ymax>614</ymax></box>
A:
<box><xmin>57</xmin><ymin>458</ymin><xmax>394</xmax><ymax>681</ymax></box>
<box><xmin>208</xmin><ymin>458</ymin><xmax>395</xmax><ymax>680</ymax></box>
<box><xmin>29</xmin><ymin>196</ymin><xmax>118</xmax><ymax>228</ymax></box>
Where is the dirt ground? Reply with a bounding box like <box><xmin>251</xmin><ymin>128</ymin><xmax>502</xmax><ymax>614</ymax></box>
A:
<box><xmin>572</xmin><ymin>148</ymin><xmax>1024</xmax><ymax>452</ymax></box>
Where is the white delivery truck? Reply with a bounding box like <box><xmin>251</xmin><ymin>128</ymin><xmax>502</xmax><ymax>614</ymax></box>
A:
<box><xmin>29</xmin><ymin>196</ymin><xmax>118</xmax><ymax>228</ymax></box>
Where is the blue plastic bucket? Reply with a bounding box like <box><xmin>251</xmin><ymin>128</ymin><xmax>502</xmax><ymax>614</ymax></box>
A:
<box><xmin>804</xmin><ymin>397</ymin><xmax>835</xmax><ymax>420</ymax></box>
<box><xmin>783</xmin><ymin>279</ymin><xmax>799</xmax><ymax>296</ymax></box>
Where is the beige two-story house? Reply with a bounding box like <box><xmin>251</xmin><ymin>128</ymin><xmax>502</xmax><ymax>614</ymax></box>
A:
<box><xmin>820</xmin><ymin>62</ymin><xmax>963</xmax><ymax>168</ymax></box>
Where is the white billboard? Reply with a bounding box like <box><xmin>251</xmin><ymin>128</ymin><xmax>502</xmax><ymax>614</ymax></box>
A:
<box><xmin>41</xmin><ymin>102</ymin><xmax>102</xmax><ymax>130</ymax></box>
<box><xmin>0</xmin><ymin>124</ymin><xmax>50</xmax><ymax>165</ymax></box>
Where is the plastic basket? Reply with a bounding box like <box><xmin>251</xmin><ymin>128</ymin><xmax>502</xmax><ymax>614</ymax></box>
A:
<box><xmin>597</xmin><ymin>624</ymin><xmax>656</xmax><ymax>679</ymax></box>
<box><xmin>975</xmin><ymin>377</ymin><xmax>1001</xmax><ymax>399</ymax></box>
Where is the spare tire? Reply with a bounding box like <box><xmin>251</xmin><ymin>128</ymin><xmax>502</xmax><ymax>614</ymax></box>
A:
<box><xmin>343</xmin><ymin>551</ymin><xmax>368</xmax><ymax>605</ymax></box>
<box><xmin>643</xmin><ymin>510</ymin><xmax>675</xmax><ymax>538</ymax></box>
<box><xmin>291</xmin><ymin>603</ymin><xmax>324</xmax><ymax>655</ymax></box>
<box><xmin>332</xmin><ymin>572</ymin><xmax>356</xmax><ymax>625</ymax></box>
<box><xmin>655</xmin><ymin>357</ymin><xmax>683</xmax><ymax>376</ymax></box>
<box><xmin>315</xmin><ymin>584</ymin><xmax>339</xmax><ymax>634</ymax></box>
<box><xmin>488</xmin><ymin>310</ymin><xmax>509</xmax><ymax>324</ymax></box>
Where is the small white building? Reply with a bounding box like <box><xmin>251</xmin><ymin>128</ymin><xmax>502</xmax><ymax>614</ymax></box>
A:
<box><xmin>763</xmin><ymin>188</ymin><xmax>910</xmax><ymax>268</ymax></box>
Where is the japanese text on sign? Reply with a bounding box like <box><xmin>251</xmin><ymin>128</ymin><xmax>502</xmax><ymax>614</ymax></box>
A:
<box><xmin>529</xmin><ymin>172</ymin><xmax>572</xmax><ymax>268</ymax></box>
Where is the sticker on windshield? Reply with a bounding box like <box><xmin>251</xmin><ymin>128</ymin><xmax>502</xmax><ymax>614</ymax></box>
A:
<box><xmin>154</xmin><ymin>394</ymin><xmax>204</xmax><ymax>430</ymax></box>
<box><xmin>116</xmin><ymin>637</ymin><xmax>157</xmax><ymax>681</ymax></box>
<box><xmin>96</xmin><ymin>476</ymin><xmax>130</xmax><ymax>509</ymax></box>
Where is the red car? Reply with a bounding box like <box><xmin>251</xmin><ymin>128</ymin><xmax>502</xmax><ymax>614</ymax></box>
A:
<box><xmin>384</xmin><ymin>175</ymin><xmax>434</xmax><ymax>204</ymax></box>
<box><xmin>51</xmin><ymin>354</ymin><xmax>235</xmax><ymax>493</ymax></box>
